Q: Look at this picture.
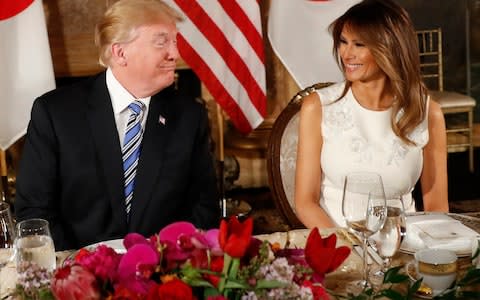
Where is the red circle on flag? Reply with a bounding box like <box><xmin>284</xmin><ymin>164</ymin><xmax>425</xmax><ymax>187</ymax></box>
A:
<box><xmin>0</xmin><ymin>0</ymin><xmax>34</xmax><ymax>21</ymax></box>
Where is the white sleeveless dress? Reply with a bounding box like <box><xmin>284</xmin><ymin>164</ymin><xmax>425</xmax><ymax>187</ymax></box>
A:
<box><xmin>316</xmin><ymin>82</ymin><xmax>429</xmax><ymax>226</ymax></box>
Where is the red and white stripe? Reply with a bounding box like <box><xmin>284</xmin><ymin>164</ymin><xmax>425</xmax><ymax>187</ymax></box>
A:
<box><xmin>165</xmin><ymin>0</ymin><xmax>266</xmax><ymax>134</ymax></box>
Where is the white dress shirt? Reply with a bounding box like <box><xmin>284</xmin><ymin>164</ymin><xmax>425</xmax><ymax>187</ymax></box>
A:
<box><xmin>105</xmin><ymin>68</ymin><xmax>151</xmax><ymax>148</ymax></box>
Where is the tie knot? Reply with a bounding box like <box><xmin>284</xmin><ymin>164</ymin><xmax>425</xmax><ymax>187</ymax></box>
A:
<box><xmin>129</xmin><ymin>100</ymin><xmax>145</xmax><ymax>115</ymax></box>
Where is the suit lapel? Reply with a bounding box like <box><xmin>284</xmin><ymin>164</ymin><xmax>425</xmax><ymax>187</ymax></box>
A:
<box><xmin>129</xmin><ymin>93</ymin><xmax>172</xmax><ymax>229</ymax></box>
<box><xmin>87</xmin><ymin>73</ymin><xmax>127</xmax><ymax>230</ymax></box>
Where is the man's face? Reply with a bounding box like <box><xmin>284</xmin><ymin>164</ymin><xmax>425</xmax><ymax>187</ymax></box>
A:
<box><xmin>121</xmin><ymin>21</ymin><xmax>179</xmax><ymax>97</ymax></box>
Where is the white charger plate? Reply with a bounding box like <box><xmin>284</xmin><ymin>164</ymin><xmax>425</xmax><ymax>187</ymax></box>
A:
<box><xmin>87</xmin><ymin>239</ymin><xmax>126</xmax><ymax>253</ymax></box>
<box><xmin>62</xmin><ymin>239</ymin><xmax>126</xmax><ymax>266</ymax></box>
<box><xmin>400</xmin><ymin>212</ymin><xmax>479</xmax><ymax>257</ymax></box>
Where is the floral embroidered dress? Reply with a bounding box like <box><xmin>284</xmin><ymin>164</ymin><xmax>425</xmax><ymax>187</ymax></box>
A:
<box><xmin>316</xmin><ymin>82</ymin><xmax>428</xmax><ymax>226</ymax></box>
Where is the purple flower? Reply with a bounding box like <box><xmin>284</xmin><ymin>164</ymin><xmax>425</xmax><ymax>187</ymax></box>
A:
<box><xmin>124</xmin><ymin>233</ymin><xmax>150</xmax><ymax>250</ymax></box>
<box><xmin>204</xmin><ymin>229</ymin><xmax>223</xmax><ymax>256</ymax></box>
<box><xmin>159</xmin><ymin>221</ymin><xmax>198</xmax><ymax>261</ymax></box>
<box><xmin>116</xmin><ymin>244</ymin><xmax>159</xmax><ymax>295</ymax></box>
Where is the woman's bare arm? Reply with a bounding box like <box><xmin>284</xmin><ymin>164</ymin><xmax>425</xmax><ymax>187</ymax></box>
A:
<box><xmin>294</xmin><ymin>93</ymin><xmax>335</xmax><ymax>228</ymax></box>
<box><xmin>421</xmin><ymin>99</ymin><xmax>449</xmax><ymax>212</ymax></box>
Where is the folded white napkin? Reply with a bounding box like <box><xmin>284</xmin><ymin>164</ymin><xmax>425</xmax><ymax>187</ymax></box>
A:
<box><xmin>405</xmin><ymin>213</ymin><xmax>479</xmax><ymax>254</ymax></box>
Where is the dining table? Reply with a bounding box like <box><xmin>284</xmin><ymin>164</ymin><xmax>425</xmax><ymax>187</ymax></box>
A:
<box><xmin>1</xmin><ymin>212</ymin><xmax>480</xmax><ymax>299</ymax></box>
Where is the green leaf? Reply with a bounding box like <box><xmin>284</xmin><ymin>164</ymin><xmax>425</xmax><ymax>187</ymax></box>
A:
<box><xmin>364</xmin><ymin>288</ymin><xmax>374</xmax><ymax>296</ymax></box>
<box><xmin>185</xmin><ymin>278</ymin><xmax>215</xmax><ymax>288</ymax></box>
<box><xmin>223</xmin><ymin>279</ymin><xmax>249</xmax><ymax>289</ymax></box>
<box><xmin>38</xmin><ymin>289</ymin><xmax>55</xmax><ymax>300</ymax></box>
<box><xmin>456</xmin><ymin>290</ymin><xmax>480</xmax><ymax>299</ymax></box>
<box><xmin>255</xmin><ymin>279</ymin><xmax>288</xmax><ymax>289</ymax></box>
<box><xmin>407</xmin><ymin>278</ymin><xmax>422</xmax><ymax>297</ymax></box>
<box><xmin>378</xmin><ymin>289</ymin><xmax>405</xmax><ymax>300</ymax></box>
<box><xmin>433</xmin><ymin>289</ymin><xmax>457</xmax><ymax>300</ymax></box>
<box><xmin>203</xmin><ymin>287</ymin><xmax>221</xmax><ymax>298</ymax></box>
<box><xmin>383</xmin><ymin>266</ymin><xmax>408</xmax><ymax>283</ymax></box>
<box><xmin>383</xmin><ymin>266</ymin><xmax>409</xmax><ymax>284</ymax></box>
<box><xmin>228</xmin><ymin>257</ymin><xmax>241</xmax><ymax>279</ymax></box>
<box><xmin>218</xmin><ymin>253</ymin><xmax>232</xmax><ymax>293</ymax></box>
<box><xmin>458</xmin><ymin>268</ymin><xmax>480</xmax><ymax>286</ymax></box>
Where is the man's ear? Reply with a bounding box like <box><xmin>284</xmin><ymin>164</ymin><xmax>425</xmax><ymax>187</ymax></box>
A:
<box><xmin>111</xmin><ymin>43</ymin><xmax>127</xmax><ymax>66</ymax></box>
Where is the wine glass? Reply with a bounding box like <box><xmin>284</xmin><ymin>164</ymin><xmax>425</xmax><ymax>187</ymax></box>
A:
<box><xmin>342</xmin><ymin>172</ymin><xmax>387</xmax><ymax>288</ymax></box>
<box><xmin>14</xmin><ymin>218</ymin><xmax>56</xmax><ymax>272</ymax></box>
<box><xmin>370</xmin><ymin>197</ymin><xmax>407</xmax><ymax>278</ymax></box>
<box><xmin>0</xmin><ymin>201</ymin><xmax>15</xmax><ymax>268</ymax></box>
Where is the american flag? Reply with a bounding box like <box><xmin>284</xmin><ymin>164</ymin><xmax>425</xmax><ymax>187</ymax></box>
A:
<box><xmin>165</xmin><ymin>0</ymin><xmax>266</xmax><ymax>134</ymax></box>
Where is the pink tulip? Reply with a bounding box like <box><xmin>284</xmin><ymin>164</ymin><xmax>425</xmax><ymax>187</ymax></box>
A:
<box><xmin>51</xmin><ymin>265</ymin><xmax>101</xmax><ymax>300</ymax></box>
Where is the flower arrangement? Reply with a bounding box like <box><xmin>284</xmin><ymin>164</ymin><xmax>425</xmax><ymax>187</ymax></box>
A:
<box><xmin>8</xmin><ymin>217</ymin><xmax>480</xmax><ymax>300</ymax></box>
<box><xmin>9</xmin><ymin>216</ymin><xmax>350</xmax><ymax>300</ymax></box>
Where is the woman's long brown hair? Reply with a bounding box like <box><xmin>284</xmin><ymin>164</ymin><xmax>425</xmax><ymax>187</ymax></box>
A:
<box><xmin>329</xmin><ymin>0</ymin><xmax>428</xmax><ymax>145</ymax></box>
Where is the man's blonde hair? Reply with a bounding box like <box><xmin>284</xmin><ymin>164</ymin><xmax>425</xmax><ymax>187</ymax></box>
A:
<box><xmin>94</xmin><ymin>0</ymin><xmax>183</xmax><ymax>67</ymax></box>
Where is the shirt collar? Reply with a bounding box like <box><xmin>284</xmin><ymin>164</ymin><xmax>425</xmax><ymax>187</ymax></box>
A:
<box><xmin>106</xmin><ymin>68</ymin><xmax>151</xmax><ymax>114</ymax></box>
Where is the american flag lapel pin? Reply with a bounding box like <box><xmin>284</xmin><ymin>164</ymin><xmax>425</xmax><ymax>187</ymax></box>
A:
<box><xmin>158</xmin><ymin>115</ymin><xmax>166</xmax><ymax>125</ymax></box>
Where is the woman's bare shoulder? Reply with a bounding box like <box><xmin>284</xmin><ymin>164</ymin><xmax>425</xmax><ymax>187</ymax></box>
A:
<box><xmin>300</xmin><ymin>92</ymin><xmax>322</xmax><ymax>112</ymax></box>
<box><xmin>427</xmin><ymin>98</ymin><xmax>444</xmax><ymax>121</ymax></box>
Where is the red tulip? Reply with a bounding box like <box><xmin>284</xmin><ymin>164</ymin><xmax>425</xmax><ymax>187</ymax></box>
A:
<box><xmin>305</xmin><ymin>228</ymin><xmax>350</xmax><ymax>275</ymax></box>
<box><xmin>203</xmin><ymin>255</ymin><xmax>224</xmax><ymax>287</ymax></box>
<box><xmin>51</xmin><ymin>265</ymin><xmax>101</xmax><ymax>300</ymax></box>
<box><xmin>218</xmin><ymin>216</ymin><xmax>253</xmax><ymax>258</ymax></box>
<box><xmin>111</xmin><ymin>284</ymin><xmax>142</xmax><ymax>300</ymax></box>
<box><xmin>302</xmin><ymin>280</ymin><xmax>331</xmax><ymax>300</ymax></box>
<box><xmin>147</xmin><ymin>279</ymin><xmax>195</xmax><ymax>300</ymax></box>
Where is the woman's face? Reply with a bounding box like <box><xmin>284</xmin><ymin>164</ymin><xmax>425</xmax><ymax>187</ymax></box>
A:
<box><xmin>338</xmin><ymin>26</ymin><xmax>384</xmax><ymax>83</ymax></box>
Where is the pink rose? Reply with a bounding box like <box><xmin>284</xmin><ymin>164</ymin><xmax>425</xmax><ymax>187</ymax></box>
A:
<box><xmin>75</xmin><ymin>244</ymin><xmax>121</xmax><ymax>282</ymax></box>
<box><xmin>51</xmin><ymin>265</ymin><xmax>100</xmax><ymax>300</ymax></box>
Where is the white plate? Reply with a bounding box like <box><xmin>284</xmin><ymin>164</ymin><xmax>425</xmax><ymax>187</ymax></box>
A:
<box><xmin>88</xmin><ymin>239</ymin><xmax>126</xmax><ymax>253</ymax></box>
<box><xmin>400</xmin><ymin>213</ymin><xmax>478</xmax><ymax>257</ymax></box>
<box><xmin>62</xmin><ymin>239</ymin><xmax>126</xmax><ymax>266</ymax></box>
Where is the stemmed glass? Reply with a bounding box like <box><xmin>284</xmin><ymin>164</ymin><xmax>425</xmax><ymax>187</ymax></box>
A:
<box><xmin>342</xmin><ymin>172</ymin><xmax>387</xmax><ymax>288</ymax></box>
<box><xmin>14</xmin><ymin>218</ymin><xmax>56</xmax><ymax>272</ymax></box>
<box><xmin>370</xmin><ymin>197</ymin><xmax>407</xmax><ymax>278</ymax></box>
<box><xmin>0</xmin><ymin>201</ymin><xmax>15</xmax><ymax>268</ymax></box>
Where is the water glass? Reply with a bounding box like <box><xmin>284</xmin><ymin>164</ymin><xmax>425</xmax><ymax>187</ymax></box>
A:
<box><xmin>342</xmin><ymin>172</ymin><xmax>387</xmax><ymax>288</ymax></box>
<box><xmin>370</xmin><ymin>197</ymin><xmax>406</xmax><ymax>277</ymax></box>
<box><xmin>15</xmin><ymin>218</ymin><xmax>56</xmax><ymax>271</ymax></box>
<box><xmin>0</xmin><ymin>202</ymin><xmax>15</xmax><ymax>268</ymax></box>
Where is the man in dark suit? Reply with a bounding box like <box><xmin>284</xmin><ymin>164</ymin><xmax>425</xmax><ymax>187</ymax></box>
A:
<box><xmin>15</xmin><ymin>0</ymin><xmax>219</xmax><ymax>251</ymax></box>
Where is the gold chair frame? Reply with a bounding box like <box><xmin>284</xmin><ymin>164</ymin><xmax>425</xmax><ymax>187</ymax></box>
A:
<box><xmin>417</xmin><ymin>28</ymin><xmax>476</xmax><ymax>172</ymax></box>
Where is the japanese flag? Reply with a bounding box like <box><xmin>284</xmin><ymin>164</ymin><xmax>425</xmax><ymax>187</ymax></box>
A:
<box><xmin>0</xmin><ymin>0</ymin><xmax>55</xmax><ymax>150</ymax></box>
<box><xmin>268</xmin><ymin>0</ymin><xmax>359</xmax><ymax>89</ymax></box>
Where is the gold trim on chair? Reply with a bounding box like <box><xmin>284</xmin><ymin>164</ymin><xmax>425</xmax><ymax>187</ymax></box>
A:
<box><xmin>417</xmin><ymin>28</ymin><xmax>476</xmax><ymax>172</ymax></box>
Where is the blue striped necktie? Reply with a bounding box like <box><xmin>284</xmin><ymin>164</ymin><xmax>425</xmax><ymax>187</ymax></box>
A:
<box><xmin>122</xmin><ymin>100</ymin><xmax>145</xmax><ymax>220</ymax></box>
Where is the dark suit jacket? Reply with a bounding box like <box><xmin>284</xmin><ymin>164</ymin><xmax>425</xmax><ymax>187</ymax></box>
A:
<box><xmin>15</xmin><ymin>72</ymin><xmax>219</xmax><ymax>250</ymax></box>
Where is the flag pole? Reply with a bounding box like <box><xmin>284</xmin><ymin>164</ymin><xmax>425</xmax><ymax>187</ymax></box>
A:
<box><xmin>216</xmin><ymin>103</ymin><xmax>227</xmax><ymax>218</ymax></box>
<box><xmin>0</xmin><ymin>149</ymin><xmax>10</xmax><ymax>204</ymax></box>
